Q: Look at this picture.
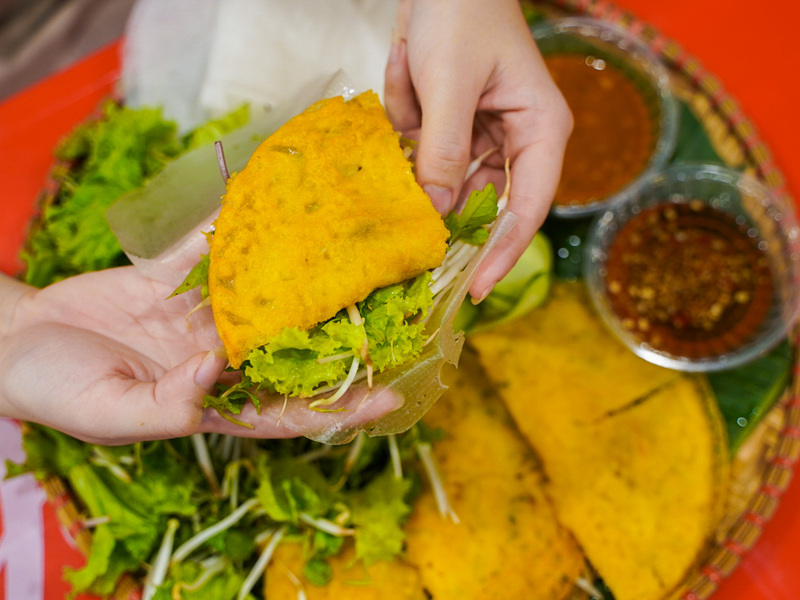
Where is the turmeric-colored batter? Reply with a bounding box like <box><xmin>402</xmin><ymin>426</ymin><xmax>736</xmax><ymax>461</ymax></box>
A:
<box><xmin>209</xmin><ymin>92</ymin><xmax>449</xmax><ymax>368</ymax></box>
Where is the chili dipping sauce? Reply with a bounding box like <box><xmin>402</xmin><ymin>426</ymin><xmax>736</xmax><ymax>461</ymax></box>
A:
<box><xmin>545</xmin><ymin>54</ymin><xmax>655</xmax><ymax>208</ymax></box>
<box><xmin>604</xmin><ymin>201</ymin><xmax>774</xmax><ymax>358</ymax></box>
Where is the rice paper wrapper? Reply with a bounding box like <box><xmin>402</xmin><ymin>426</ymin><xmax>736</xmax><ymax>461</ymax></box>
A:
<box><xmin>122</xmin><ymin>0</ymin><xmax>397</xmax><ymax>132</ymax></box>
<box><xmin>107</xmin><ymin>72</ymin><xmax>359</xmax><ymax>288</ymax></box>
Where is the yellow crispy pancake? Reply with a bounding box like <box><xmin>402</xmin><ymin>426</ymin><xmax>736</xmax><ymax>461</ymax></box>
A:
<box><xmin>265</xmin><ymin>542</ymin><xmax>427</xmax><ymax>600</ymax></box>
<box><xmin>471</xmin><ymin>281</ymin><xmax>729</xmax><ymax>600</ymax></box>
<box><xmin>403</xmin><ymin>351</ymin><xmax>585</xmax><ymax>600</ymax></box>
<box><xmin>209</xmin><ymin>91</ymin><xmax>449</xmax><ymax>367</ymax></box>
<box><xmin>264</xmin><ymin>351</ymin><xmax>584</xmax><ymax>600</ymax></box>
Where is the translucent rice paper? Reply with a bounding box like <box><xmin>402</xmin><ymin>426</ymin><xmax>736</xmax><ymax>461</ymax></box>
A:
<box><xmin>122</xmin><ymin>0</ymin><xmax>397</xmax><ymax>133</ymax></box>
<box><xmin>121</xmin><ymin>0</ymin><xmax>222</xmax><ymax>131</ymax></box>
<box><xmin>107</xmin><ymin>72</ymin><xmax>358</xmax><ymax>288</ymax></box>
<box><xmin>274</xmin><ymin>210</ymin><xmax>519</xmax><ymax>445</ymax></box>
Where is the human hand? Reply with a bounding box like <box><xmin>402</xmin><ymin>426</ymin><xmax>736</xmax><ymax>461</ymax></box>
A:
<box><xmin>0</xmin><ymin>269</ymin><xmax>392</xmax><ymax>445</ymax></box>
<box><xmin>385</xmin><ymin>0</ymin><xmax>572</xmax><ymax>302</ymax></box>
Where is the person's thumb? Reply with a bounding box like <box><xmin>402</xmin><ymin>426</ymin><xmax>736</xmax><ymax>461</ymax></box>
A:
<box><xmin>158</xmin><ymin>348</ymin><xmax>228</xmax><ymax>432</ymax></box>
<box><xmin>107</xmin><ymin>349</ymin><xmax>228</xmax><ymax>443</ymax></box>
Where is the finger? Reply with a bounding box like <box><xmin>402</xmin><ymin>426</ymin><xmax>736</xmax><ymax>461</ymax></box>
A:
<box><xmin>414</xmin><ymin>67</ymin><xmax>481</xmax><ymax>214</ymax></box>
<box><xmin>271</xmin><ymin>385</ymin><xmax>404</xmax><ymax>444</ymax></box>
<box><xmin>198</xmin><ymin>403</ymin><xmax>301</xmax><ymax>439</ymax></box>
<box><xmin>394</xmin><ymin>0</ymin><xmax>410</xmax><ymax>39</ymax></box>
<box><xmin>470</xmin><ymin>95</ymin><xmax>572</xmax><ymax>300</ymax></box>
<box><xmin>384</xmin><ymin>35</ymin><xmax>421</xmax><ymax>133</ymax></box>
<box><xmin>78</xmin><ymin>349</ymin><xmax>229</xmax><ymax>445</ymax></box>
<box><xmin>198</xmin><ymin>384</ymin><xmax>403</xmax><ymax>443</ymax></box>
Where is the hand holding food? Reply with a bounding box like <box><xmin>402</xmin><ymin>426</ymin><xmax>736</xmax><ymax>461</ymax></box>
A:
<box><xmin>0</xmin><ymin>269</ymin><xmax>310</xmax><ymax>444</ymax></box>
<box><xmin>0</xmin><ymin>268</ymin><xmax>221</xmax><ymax>444</ymax></box>
<box><xmin>173</xmin><ymin>91</ymin><xmax>513</xmax><ymax>443</ymax></box>
<box><xmin>385</xmin><ymin>0</ymin><xmax>573</xmax><ymax>301</ymax></box>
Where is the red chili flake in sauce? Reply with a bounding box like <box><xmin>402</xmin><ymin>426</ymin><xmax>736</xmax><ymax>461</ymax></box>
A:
<box><xmin>604</xmin><ymin>201</ymin><xmax>774</xmax><ymax>358</ymax></box>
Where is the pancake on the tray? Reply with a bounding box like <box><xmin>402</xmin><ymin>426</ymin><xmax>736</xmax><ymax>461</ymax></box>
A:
<box><xmin>471</xmin><ymin>280</ymin><xmax>730</xmax><ymax>600</ymax></box>
<box><xmin>403</xmin><ymin>350</ymin><xmax>586</xmax><ymax>599</ymax></box>
<box><xmin>264</xmin><ymin>350</ymin><xmax>586</xmax><ymax>600</ymax></box>
<box><xmin>209</xmin><ymin>91</ymin><xmax>449</xmax><ymax>367</ymax></box>
<box><xmin>265</xmin><ymin>542</ymin><xmax>427</xmax><ymax>600</ymax></box>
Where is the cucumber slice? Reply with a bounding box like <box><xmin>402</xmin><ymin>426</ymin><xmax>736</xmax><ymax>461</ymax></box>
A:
<box><xmin>457</xmin><ymin>232</ymin><xmax>554</xmax><ymax>333</ymax></box>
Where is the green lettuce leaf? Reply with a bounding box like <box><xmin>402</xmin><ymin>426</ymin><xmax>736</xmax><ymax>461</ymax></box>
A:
<box><xmin>63</xmin><ymin>525</ymin><xmax>137</xmax><ymax>599</ymax></box>
<box><xmin>360</xmin><ymin>272</ymin><xmax>433</xmax><ymax>372</ymax></box>
<box><xmin>4</xmin><ymin>424</ymin><xmax>90</xmax><ymax>480</ymax></box>
<box><xmin>256</xmin><ymin>457</ymin><xmax>336</xmax><ymax>523</ymax></box>
<box><xmin>351</xmin><ymin>467</ymin><xmax>414</xmax><ymax>565</ymax></box>
<box><xmin>22</xmin><ymin>103</ymin><xmax>185</xmax><ymax>286</ymax></box>
<box><xmin>22</xmin><ymin>102</ymin><xmax>250</xmax><ymax>288</ymax></box>
<box><xmin>151</xmin><ymin>561</ymin><xmax>249</xmax><ymax>600</ymax></box>
<box><xmin>183</xmin><ymin>104</ymin><xmax>250</xmax><ymax>150</ymax></box>
<box><xmin>238</xmin><ymin>272</ymin><xmax>434</xmax><ymax>399</ymax></box>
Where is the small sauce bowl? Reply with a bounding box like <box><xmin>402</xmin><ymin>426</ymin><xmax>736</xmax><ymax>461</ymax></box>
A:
<box><xmin>533</xmin><ymin>17</ymin><xmax>679</xmax><ymax>218</ymax></box>
<box><xmin>584</xmin><ymin>163</ymin><xmax>800</xmax><ymax>372</ymax></box>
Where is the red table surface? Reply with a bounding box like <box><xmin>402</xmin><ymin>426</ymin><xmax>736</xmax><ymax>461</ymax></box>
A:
<box><xmin>1</xmin><ymin>3</ymin><xmax>799</xmax><ymax>599</ymax></box>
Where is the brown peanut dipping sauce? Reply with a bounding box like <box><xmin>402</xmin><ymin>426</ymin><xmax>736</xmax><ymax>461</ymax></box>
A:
<box><xmin>604</xmin><ymin>201</ymin><xmax>774</xmax><ymax>358</ymax></box>
<box><xmin>545</xmin><ymin>54</ymin><xmax>654</xmax><ymax>208</ymax></box>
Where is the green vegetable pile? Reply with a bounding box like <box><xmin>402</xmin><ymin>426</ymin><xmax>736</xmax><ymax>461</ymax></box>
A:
<box><xmin>21</xmin><ymin>102</ymin><xmax>249</xmax><ymax>287</ymax></box>
<box><xmin>9</xmin><ymin>103</ymin><xmax>519</xmax><ymax>600</ymax></box>
<box><xmin>8</xmin><ymin>421</ymin><xmax>441</xmax><ymax>599</ymax></box>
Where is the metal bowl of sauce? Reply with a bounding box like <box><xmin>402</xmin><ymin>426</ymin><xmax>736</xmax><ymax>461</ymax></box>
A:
<box><xmin>584</xmin><ymin>164</ymin><xmax>800</xmax><ymax>372</ymax></box>
<box><xmin>533</xmin><ymin>17</ymin><xmax>679</xmax><ymax>218</ymax></box>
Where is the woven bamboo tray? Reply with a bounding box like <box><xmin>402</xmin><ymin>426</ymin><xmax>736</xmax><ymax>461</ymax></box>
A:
<box><xmin>35</xmin><ymin>3</ymin><xmax>799</xmax><ymax>599</ymax></box>
<box><xmin>532</xmin><ymin>1</ymin><xmax>800</xmax><ymax>598</ymax></box>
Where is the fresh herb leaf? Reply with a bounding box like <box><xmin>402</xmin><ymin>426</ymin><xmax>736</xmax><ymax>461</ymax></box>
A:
<box><xmin>444</xmin><ymin>183</ymin><xmax>499</xmax><ymax>245</ymax></box>
<box><xmin>303</xmin><ymin>556</ymin><xmax>334</xmax><ymax>586</ymax></box>
<box><xmin>169</xmin><ymin>253</ymin><xmax>210</xmax><ymax>298</ymax></box>
<box><xmin>351</xmin><ymin>467</ymin><xmax>413</xmax><ymax>564</ymax></box>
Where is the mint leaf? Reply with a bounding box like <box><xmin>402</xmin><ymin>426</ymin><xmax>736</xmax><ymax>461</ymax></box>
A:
<box><xmin>444</xmin><ymin>183</ymin><xmax>499</xmax><ymax>245</ymax></box>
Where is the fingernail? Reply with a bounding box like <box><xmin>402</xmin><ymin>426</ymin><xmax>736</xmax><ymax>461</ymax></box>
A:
<box><xmin>470</xmin><ymin>281</ymin><xmax>497</xmax><ymax>305</ymax></box>
<box><xmin>423</xmin><ymin>184</ymin><xmax>453</xmax><ymax>213</ymax></box>
<box><xmin>470</xmin><ymin>288</ymin><xmax>489</xmax><ymax>305</ymax></box>
<box><xmin>194</xmin><ymin>347</ymin><xmax>227</xmax><ymax>389</ymax></box>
